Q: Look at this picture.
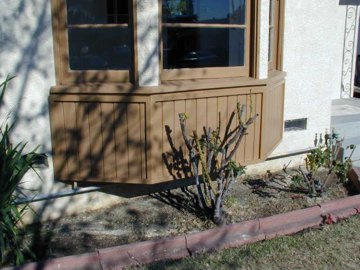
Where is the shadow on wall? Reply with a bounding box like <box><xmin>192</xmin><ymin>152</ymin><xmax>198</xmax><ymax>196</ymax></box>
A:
<box><xmin>1</xmin><ymin>0</ymin><xmax>250</xmax><ymax>266</ymax></box>
<box><xmin>1</xmin><ymin>0</ymin><xmax>57</xmax><ymax>211</ymax></box>
<box><xmin>0</xmin><ymin>0</ymin><xmax>187</xmax><ymax>266</ymax></box>
<box><xmin>1</xmin><ymin>0</ymin><xmax>53</xmax><ymax>134</ymax></box>
<box><xmin>1</xmin><ymin>0</ymin><xmax>195</xmax><ymax>212</ymax></box>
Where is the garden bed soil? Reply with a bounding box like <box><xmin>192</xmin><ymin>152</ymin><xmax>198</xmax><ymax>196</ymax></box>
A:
<box><xmin>22</xmin><ymin>169</ymin><xmax>354</xmax><ymax>264</ymax></box>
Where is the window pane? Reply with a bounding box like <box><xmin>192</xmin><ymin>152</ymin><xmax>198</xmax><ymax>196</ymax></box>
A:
<box><xmin>269</xmin><ymin>0</ymin><xmax>275</xmax><ymax>25</ymax></box>
<box><xmin>163</xmin><ymin>0</ymin><xmax>246</xmax><ymax>25</ymax></box>
<box><xmin>268</xmin><ymin>28</ymin><xmax>274</xmax><ymax>62</ymax></box>
<box><xmin>67</xmin><ymin>0</ymin><xmax>128</xmax><ymax>25</ymax></box>
<box><xmin>68</xmin><ymin>28</ymin><xmax>130</xmax><ymax>70</ymax></box>
<box><xmin>163</xmin><ymin>27</ymin><xmax>245</xmax><ymax>69</ymax></box>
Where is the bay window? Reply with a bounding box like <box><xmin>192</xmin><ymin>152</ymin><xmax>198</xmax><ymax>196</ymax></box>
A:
<box><xmin>162</xmin><ymin>0</ymin><xmax>250</xmax><ymax>80</ymax></box>
<box><xmin>49</xmin><ymin>0</ymin><xmax>286</xmax><ymax>185</ymax></box>
<box><xmin>51</xmin><ymin>0</ymin><xmax>133</xmax><ymax>83</ymax></box>
<box><xmin>268</xmin><ymin>0</ymin><xmax>283</xmax><ymax>71</ymax></box>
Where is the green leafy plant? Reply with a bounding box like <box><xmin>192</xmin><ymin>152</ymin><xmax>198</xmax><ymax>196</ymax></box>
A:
<box><xmin>287</xmin><ymin>130</ymin><xmax>356</xmax><ymax>196</ymax></box>
<box><xmin>307</xmin><ymin>131</ymin><xmax>356</xmax><ymax>183</ymax></box>
<box><xmin>179</xmin><ymin>103</ymin><xmax>258</xmax><ymax>224</ymax></box>
<box><xmin>0</xmin><ymin>76</ymin><xmax>42</xmax><ymax>266</ymax></box>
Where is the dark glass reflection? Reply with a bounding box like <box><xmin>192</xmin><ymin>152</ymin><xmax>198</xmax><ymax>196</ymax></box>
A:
<box><xmin>68</xmin><ymin>28</ymin><xmax>130</xmax><ymax>70</ymax></box>
<box><xmin>67</xmin><ymin>0</ymin><xmax>128</xmax><ymax>24</ymax></box>
<box><xmin>163</xmin><ymin>27</ymin><xmax>245</xmax><ymax>69</ymax></box>
<box><xmin>163</xmin><ymin>0</ymin><xmax>246</xmax><ymax>25</ymax></box>
<box><xmin>268</xmin><ymin>28</ymin><xmax>274</xmax><ymax>62</ymax></box>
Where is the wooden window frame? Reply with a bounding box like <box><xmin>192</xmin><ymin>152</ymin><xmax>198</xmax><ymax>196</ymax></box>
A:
<box><xmin>51</xmin><ymin>0</ymin><xmax>136</xmax><ymax>84</ymax></box>
<box><xmin>160</xmin><ymin>0</ymin><xmax>252</xmax><ymax>81</ymax></box>
<box><xmin>269</xmin><ymin>0</ymin><xmax>285</xmax><ymax>72</ymax></box>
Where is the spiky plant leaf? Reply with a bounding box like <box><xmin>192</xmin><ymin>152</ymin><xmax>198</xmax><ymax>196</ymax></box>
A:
<box><xmin>0</xmin><ymin>76</ymin><xmax>41</xmax><ymax>266</ymax></box>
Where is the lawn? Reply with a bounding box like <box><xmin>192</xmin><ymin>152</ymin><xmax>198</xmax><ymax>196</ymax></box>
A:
<box><xmin>133</xmin><ymin>214</ymin><xmax>360</xmax><ymax>270</ymax></box>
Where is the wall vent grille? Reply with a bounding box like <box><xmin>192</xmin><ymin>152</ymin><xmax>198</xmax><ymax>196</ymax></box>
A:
<box><xmin>284</xmin><ymin>118</ymin><xmax>307</xmax><ymax>131</ymax></box>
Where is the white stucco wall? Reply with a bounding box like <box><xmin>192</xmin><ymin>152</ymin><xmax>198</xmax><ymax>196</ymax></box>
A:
<box><xmin>136</xmin><ymin>0</ymin><xmax>160</xmax><ymax>86</ymax></box>
<box><xmin>0</xmin><ymin>0</ymin><xmax>55</xmax><ymax>189</ymax></box>
<box><xmin>259</xmin><ymin>0</ymin><xmax>270</xmax><ymax>79</ymax></box>
<box><xmin>0</xmin><ymin>0</ymin><xmax>354</xmax><ymax>222</ymax></box>
<box><xmin>270</xmin><ymin>0</ymin><xmax>347</xmax><ymax>157</ymax></box>
<box><xmin>0</xmin><ymin>0</ymin><xmax>123</xmax><ymax>223</ymax></box>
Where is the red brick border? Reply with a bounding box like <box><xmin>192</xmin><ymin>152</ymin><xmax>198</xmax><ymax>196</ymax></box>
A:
<box><xmin>349</xmin><ymin>166</ymin><xmax>360</xmax><ymax>193</ymax></box>
<box><xmin>186</xmin><ymin>219</ymin><xmax>264</xmax><ymax>255</ymax></box>
<box><xmin>3</xmin><ymin>194</ymin><xmax>360</xmax><ymax>270</ymax></box>
<box><xmin>259</xmin><ymin>206</ymin><xmax>323</xmax><ymax>239</ymax></box>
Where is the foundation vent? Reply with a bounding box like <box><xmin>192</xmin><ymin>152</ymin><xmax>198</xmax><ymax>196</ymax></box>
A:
<box><xmin>284</xmin><ymin>118</ymin><xmax>307</xmax><ymax>132</ymax></box>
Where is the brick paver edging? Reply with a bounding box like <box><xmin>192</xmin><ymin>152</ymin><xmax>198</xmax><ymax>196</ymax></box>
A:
<box><xmin>3</xmin><ymin>194</ymin><xmax>360</xmax><ymax>270</ymax></box>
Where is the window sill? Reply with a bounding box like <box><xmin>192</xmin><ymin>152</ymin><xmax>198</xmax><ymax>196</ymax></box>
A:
<box><xmin>50</xmin><ymin>71</ymin><xmax>286</xmax><ymax>96</ymax></box>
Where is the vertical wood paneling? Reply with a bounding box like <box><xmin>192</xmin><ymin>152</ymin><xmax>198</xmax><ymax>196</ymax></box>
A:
<box><xmin>196</xmin><ymin>98</ymin><xmax>207</xmax><ymax>133</ymax></box>
<box><xmin>63</xmin><ymin>102</ymin><xmax>79</xmax><ymax>180</ymax></box>
<box><xmin>253</xmin><ymin>94</ymin><xmax>262</xmax><ymax>159</ymax></box>
<box><xmin>174</xmin><ymin>100</ymin><xmax>187</xmax><ymax>178</ymax></box>
<box><xmin>237</xmin><ymin>94</ymin><xmax>247</xmax><ymax>162</ymax></box>
<box><xmin>207</xmin><ymin>98</ymin><xmax>218</xmax><ymax>131</ymax></box>
<box><xmin>101</xmin><ymin>103</ymin><xmax>117</xmax><ymax>179</ymax></box>
<box><xmin>245</xmin><ymin>94</ymin><xmax>255</xmax><ymax>162</ymax></box>
<box><xmin>196</xmin><ymin>98</ymin><xmax>207</xmax><ymax>176</ymax></box>
<box><xmin>49</xmin><ymin>81</ymin><xmax>285</xmax><ymax>184</ymax></box>
<box><xmin>127</xmin><ymin>103</ymin><xmax>142</xmax><ymax>179</ymax></box>
<box><xmin>88</xmin><ymin>103</ymin><xmax>103</xmax><ymax>178</ymax></box>
<box><xmin>140</xmin><ymin>104</ymin><xmax>146</xmax><ymax>180</ymax></box>
<box><xmin>226</xmin><ymin>96</ymin><xmax>238</xmax><ymax>162</ymax></box>
<box><xmin>50</xmin><ymin>102</ymin><xmax>68</xmax><ymax>180</ymax></box>
<box><xmin>114</xmin><ymin>103</ymin><xmax>129</xmax><ymax>179</ymax></box>
<box><xmin>174</xmin><ymin>100</ymin><xmax>186</xmax><ymax>150</ymax></box>
<box><xmin>186</xmin><ymin>99</ymin><xmax>197</xmax><ymax>135</ymax></box>
<box><xmin>162</xmin><ymin>101</ymin><xmax>174</xmax><ymax>177</ymax></box>
<box><xmin>261</xmin><ymin>82</ymin><xmax>285</xmax><ymax>159</ymax></box>
<box><xmin>77</xmin><ymin>103</ymin><xmax>91</xmax><ymax>180</ymax></box>
<box><xmin>151</xmin><ymin>102</ymin><xmax>163</xmax><ymax>179</ymax></box>
<box><xmin>217</xmin><ymin>97</ymin><xmax>228</xmax><ymax>140</ymax></box>
<box><xmin>151</xmin><ymin>93</ymin><xmax>264</xmax><ymax>183</ymax></box>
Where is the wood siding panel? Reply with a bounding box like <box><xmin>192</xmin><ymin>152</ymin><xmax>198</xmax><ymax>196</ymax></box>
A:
<box><xmin>244</xmin><ymin>94</ymin><xmax>255</xmax><ymax>162</ymax></box>
<box><xmin>174</xmin><ymin>100</ymin><xmax>186</xmax><ymax>147</ymax></box>
<box><xmin>77</xmin><ymin>103</ymin><xmax>92</xmax><ymax>180</ymax></box>
<box><xmin>227</xmin><ymin>96</ymin><xmax>238</xmax><ymax>160</ymax></box>
<box><xmin>150</xmin><ymin>91</ymin><xmax>263</xmax><ymax>183</ymax></box>
<box><xmin>50</xmin><ymin>101</ymin><xmax>68</xmax><ymax>180</ymax></box>
<box><xmin>207</xmin><ymin>98</ymin><xmax>218</xmax><ymax>132</ymax></box>
<box><xmin>114</xmin><ymin>102</ymin><xmax>129</xmax><ymax>179</ymax></box>
<box><xmin>62</xmin><ymin>102</ymin><xmax>79</xmax><ymax>180</ymax></box>
<box><xmin>253</xmin><ymin>93</ymin><xmax>262</xmax><ymax>161</ymax></box>
<box><xmin>50</xmin><ymin>75</ymin><xmax>285</xmax><ymax>184</ymax></box>
<box><xmin>50</xmin><ymin>99</ymin><xmax>146</xmax><ymax>183</ymax></box>
<box><xmin>217</xmin><ymin>97</ymin><xmax>228</xmax><ymax>141</ymax></box>
<box><xmin>127</xmin><ymin>103</ymin><xmax>143</xmax><ymax>180</ymax></box>
<box><xmin>237</xmin><ymin>94</ymin><xmax>247</xmax><ymax>162</ymax></box>
<box><xmin>101</xmin><ymin>103</ymin><xmax>117</xmax><ymax>179</ymax></box>
<box><xmin>261</xmin><ymin>82</ymin><xmax>285</xmax><ymax>159</ymax></box>
<box><xmin>196</xmin><ymin>99</ymin><xmax>207</xmax><ymax>134</ymax></box>
<box><xmin>162</xmin><ymin>101</ymin><xmax>175</xmax><ymax>178</ymax></box>
<box><xmin>140</xmin><ymin>104</ymin><xmax>147</xmax><ymax>180</ymax></box>
<box><xmin>87</xmin><ymin>103</ymin><xmax>104</xmax><ymax>178</ymax></box>
<box><xmin>186</xmin><ymin>99</ymin><xmax>197</xmax><ymax>133</ymax></box>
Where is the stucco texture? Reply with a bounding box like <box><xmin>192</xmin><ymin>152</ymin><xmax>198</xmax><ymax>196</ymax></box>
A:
<box><xmin>0</xmin><ymin>0</ymin><xmax>122</xmax><ymax>223</ymax></box>
<box><xmin>0</xmin><ymin>0</ymin><xmax>354</xmax><ymax>221</ymax></box>
<box><xmin>136</xmin><ymin>0</ymin><xmax>160</xmax><ymax>86</ymax></box>
<box><xmin>271</xmin><ymin>0</ymin><xmax>348</xmax><ymax>157</ymax></box>
<box><xmin>0</xmin><ymin>0</ymin><xmax>55</xmax><ymax>187</ymax></box>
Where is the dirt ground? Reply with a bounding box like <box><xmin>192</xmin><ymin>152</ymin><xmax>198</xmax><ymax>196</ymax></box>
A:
<box><xmin>22</xmin><ymin>168</ymin><xmax>354</xmax><ymax>263</ymax></box>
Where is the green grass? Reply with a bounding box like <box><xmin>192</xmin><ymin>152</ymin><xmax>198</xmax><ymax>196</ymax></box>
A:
<box><xmin>132</xmin><ymin>214</ymin><xmax>360</xmax><ymax>270</ymax></box>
